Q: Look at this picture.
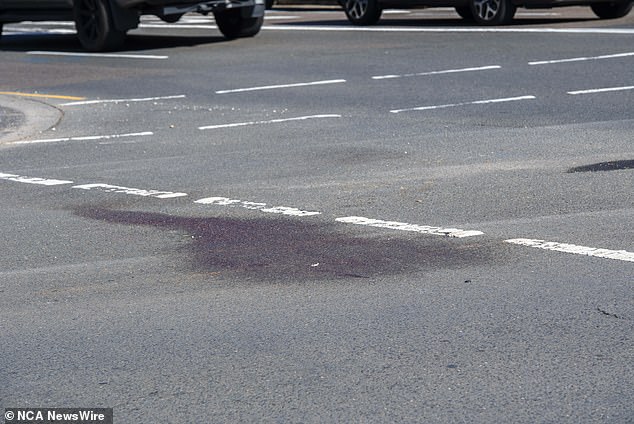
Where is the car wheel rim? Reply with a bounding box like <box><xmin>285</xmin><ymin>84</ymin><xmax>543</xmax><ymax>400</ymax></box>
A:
<box><xmin>346</xmin><ymin>0</ymin><xmax>368</xmax><ymax>19</ymax></box>
<box><xmin>77</xmin><ymin>0</ymin><xmax>101</xmax><ymax>42</ymax></box>
<box><xmin>473</xmin><ymin>0</ymin><xmax>501</xmax><ymax>21</ymax></box>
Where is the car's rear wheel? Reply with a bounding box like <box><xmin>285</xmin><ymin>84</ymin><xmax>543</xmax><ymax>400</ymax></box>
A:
<box><xmin>343</xmin><ymin>0</ymin><xmax>382</xmax><ymax>25</ymax></box>
<box><xmin>470</xmin><ymin>0</ymin><xmax>516</xmax><ymax>24</ymax></box>
<box><xmin>214</xmin><ymin>10</ymin><xmax>264</xmax><ymax>39</ymax></box>
<box><xmin>74</xmin><ymin>0</ymin><xmax>125</xmax><ymax>51</ymax></box>
<box><xmin>590</xmin><ymin>0</ymin><xmax>632</xmax><ymax>18</ymax></box>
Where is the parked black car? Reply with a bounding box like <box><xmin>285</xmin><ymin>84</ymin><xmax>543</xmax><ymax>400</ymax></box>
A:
<box><xmin>340</xmin><ymin>0</ymin><xmax>632</xmax><ymax>25</ymax></box>
<box><xmin>0</xmin><ymin>0</ymin><xmax>265</xmax><ymax>51</ymax></box>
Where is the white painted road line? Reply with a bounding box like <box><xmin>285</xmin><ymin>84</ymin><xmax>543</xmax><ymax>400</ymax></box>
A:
<box><xmin>505</xmin><ymin>238</ymin><xmax>634</xmax><ymax>263</ymax></box>
<box><xmin>60</xmin><ymin>95</ymin><xmax>186</xmax><ymax>106</ymax></box>
<box><xmin>73</xmin><ymin>183</ymin><xmax>188</xmax><ymax>199</ymax></box>
<box><xmin>567</xmin><ymin>86</ymin><xmax>634</xmax><ymax>95</ymax></box>
<box><xmin>195</xmin><ymin>197</ymin><xmax>321</xmax><ymax>217</ymax></box>
<box><xmin>11</xmin><ymin>131</ymin><xmax>154</xmax><ymax>145</ymax></box>
<box><xmin>0</xmin><ymin>172</ymin><xmax>73</xmax><ymax>186</ymax></box>
<box><xmin>336</xmin><ymin>216</ymin><xmax>484</xmax><ymax>238</ymax></box>
<box><xmin>390</xmin><ymin>95</ymin><xmax>536</xmax><ymax>113</ymax></box>
<box><xmin>372</xmin><ymin>65</ymin><xmax>501</xmax><ymax>80</ymax></box>
<box><xmin>215</xmin><ymin>79</ymin><xmax>346</xmax><ymax>94</ymax></box>
<box><xmin>262</xmin><ymin>25</ymin><xmax>634</xmax><ymax>35</ymax></box>
<box><xmin>26</xmin><ymin>51</ymin><xmax>169</xmax><ymax>60</ymax></box>
<box><xmin>198</xmin><ymin>114</ymin><xmax>342</xmax><ymax>130</ymax></box>
<box><xmin>528</xmin><ymin>51</ymin><xmax>634</xmax><ymax>65</ymax></box>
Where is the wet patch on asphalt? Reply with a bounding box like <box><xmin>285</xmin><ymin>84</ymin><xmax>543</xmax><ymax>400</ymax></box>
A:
<box><xmin>74</xmin><ymin>206</ymin><xmax>505</xmax><ymax>281</ymax></box>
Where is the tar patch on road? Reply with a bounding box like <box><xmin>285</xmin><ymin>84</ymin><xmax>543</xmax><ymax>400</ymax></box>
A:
<box><xmin>75</xmin><ymin>207</ymin><xmax>504</xmax><ymax>281</ymax></box>
<box><xmin>567</xmin><ymin>160</ymin><xmax>634</xmax><ymax>173</ymax></box>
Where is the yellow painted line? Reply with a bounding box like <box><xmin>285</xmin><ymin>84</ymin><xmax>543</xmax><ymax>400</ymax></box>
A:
<box><xmin>0</xmin><ymin>91</ymin><xmax>86</xmax><ymax>101</ymax></box>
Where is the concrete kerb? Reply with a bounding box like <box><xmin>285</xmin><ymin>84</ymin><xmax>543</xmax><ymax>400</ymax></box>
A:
<box><xmin>0</xmin><ymin>94</ymin><xmax>62</xmax><ymax>144</ymax></box>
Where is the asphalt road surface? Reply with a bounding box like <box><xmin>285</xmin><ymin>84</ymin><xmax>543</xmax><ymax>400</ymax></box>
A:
<box><xmin>1</xmin><ymin>6</ymin><xmax>633</xmax><ymax>423</ymax></box>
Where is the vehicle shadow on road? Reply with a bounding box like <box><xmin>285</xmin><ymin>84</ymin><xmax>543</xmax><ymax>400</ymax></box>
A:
<box><xmin>0</xmin><ymin>33</ymin><xmax>229</xmax><ymax>53</ymax></box>
<box><xmin>275</xmin><ymin>16</ymin><xmax>599</xmax><ymax>27</ymax></box>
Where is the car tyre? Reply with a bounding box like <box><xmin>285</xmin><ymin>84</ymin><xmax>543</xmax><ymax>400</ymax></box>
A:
<box><xmin>469</xmin><ymin>0</ymin><xmax>516</xmax><ymax>24</ymax></box>
<box><xmin>590</xmin><ymin>1</ymin><xmax>632</xmax><ymax>18</ymax></box>
<box><xmin>455</xmin><ymin>6</ymin><xmax>475</xmax><ymax>20</ymax></box>
<box><xmin>214</xmin><ymin>10</ymin><xmax>264</xmax><ymax>39</ymax></box>
<box><xmin>74</xmin><ymin>0</ymin><xmax>125</xmax><ymax>51</ymax></box>
<box><xmin>343</xmin><ymin>0</ymin><xmax>382</xmax><ymax>25</ymax></box>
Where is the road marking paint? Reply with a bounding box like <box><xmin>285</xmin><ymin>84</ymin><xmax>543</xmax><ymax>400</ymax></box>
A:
<box><xmin>60</xmin><ymin>95</ymin><xmax>186</xmax><ymax>106</ymax></box>
<box><xmin>390</xmin><ymin>95</ymin><xmax>536</xmax><ymax>113</ymax></box>
<box><xmin>215</xmin><ymin>79</ymin><xmax>346</xmax><ymax>94</ymax></box>
<box><xmin>372</xmin><ymin>65</ymin><xmax>501</xmax><ymax>80</ymax></box>
<box><xmin>73</xmin><ymin>183</ymin><xmax>187</xmax><ymax>199</ymax></box>
<box><xmin>336</xmin><ymin>216</ymin><xmax>484</xmax><ymax>238</ymax></box>
<box><xmin>529</xmin><ymin>51</ymin><xmax>634</xmax><ymax>65</ymax></box>
<box><xmin>11</xmin><ymin>131</ymin><xmax>153</xmax><ymax>145</ymax></box>
<box><xmin>567</xmin><ymin>85</ymin><xmax>634</xmax><ymax>95</ymax></box>
<box><xmin>26</xmin><ymin>51</ymin><xmax>169</xmax><ymax>60</ymax></box>
<box><xmin>198</xmin><ymin>114</ymin><xmax>342</xmax><ymax>130</ymax></box>
<box><xmin>195</xmin><ymin>196</ymin><xmax>321</xmax><ymax>216</ymax></box>
<box><xmin>505</xmin><ymin>238</ymin><xmax>634</xmax><ymax>263</ymax></box>
<box><xmin>0</xmin><ymin>91</ymin><xmax>86</xmax><ymax>101</ymax></box>
<box><xmin>262</xmin><ymin>25</ymin><xmax>634</xmax><ymax>35</ymax></box>
<box><xmin>0</xmin><ymin>172</ymin><xmax>73</xmax><ymax>186</ymax></box>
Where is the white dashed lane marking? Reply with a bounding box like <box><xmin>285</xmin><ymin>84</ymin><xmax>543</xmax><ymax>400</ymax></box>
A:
<box><xmin>73</xmin><ymin>183</ymin><xmax>188</xmax><ymax>199</ymax></box>
<box><xmin>336</xmin><ymin>216</ymin><xmax>484</xmax><ymax>238</ymax></box>
<box><xmin>198</xmin><ymin>114</ymin><xmax>342</xmax><ymax>130</ymax></box>
<box><xmin>60</xmin><ymin>95</ymin><xmax>186</xmax><ymax>106</ymax></box>
<box><xmin>567</xmin><ymin>86</ymin><xmax>634</xmax><ymax>95</ymax></box>
<box><xmin>215</xmin><ymin>79</ymin><xmax>346</xmax><ymax>94</ymax></box>
<box><xmin>3</xmin><ymin>169</ymin><xmax>633</xmax><ymax>262</ymax></box>
<box><xmin>0</xmin><ymin>172</ymin><xmax>73</xmax><ymax>186</ymax></box>
<box><xmin>372</xmin><ymin>65</ymin><xmax>501</xmax><ymax>80</ymax></box>
<box><xmin>506</xmin><ymin>239</ymin><xmax>634</xmax><ymax>263</ymax></box>
<box><xmin>10</xmin><ymin>132</ymin><xmax>154</xmax><ymax>145</ymax></box>
<box><xmin>390</xmin><ymin>95</ymin><xmax>536</xmax><ymax>113</ymax></box>
<box><xmin>195</xmin><ymin>197</ymin><xmax>321</xmax><ymax>217</ymax></box>
<box><xmin>528</xmin><ymin>51</ymin><xmax>634</xmax><ymax>65</ymax></box>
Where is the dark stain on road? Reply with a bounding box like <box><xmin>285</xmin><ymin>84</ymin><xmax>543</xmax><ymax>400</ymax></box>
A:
<box><xmin>567</xmin><ymin>160</ymin><xmax>634</xmax><ymax>173</ymax></box>
<box><xmin>74</xmin><ymin>206</ymin><xmax>504</xmax><ymax>280</ymax></box>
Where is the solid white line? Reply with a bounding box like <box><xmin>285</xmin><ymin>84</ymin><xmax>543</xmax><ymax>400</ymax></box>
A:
<box><xmin>262</xmin><ymin>25</ymin><xmax>634</xmax><ymax>35</ymax></box>
<box><xmin>0</xmin><ymin>172</ymin><xmax>73</xmax><ymax>186</ymax></box>
<box><xmin>529</xmin><ymin>51</ymin><xmax>634</xmax><ymax>65</ymax></box>
<box><xmin>372</xmin><ymin>65</ymin><xmax>501</xmax><ymax>80</ymax></box>
<box><xmin>11</xmin><ymin>131</ymin><xmax>153</xmax><ymax>145</ymax></box>
<box><xmin>505</xmin><ymin>238</ymin><xmax>634</xmax><ymax>263</ymax></box>
<box><xmin>60</xmin><ymin>95</ymin><xmax>186</xmax><ymax>106</ymax></box>
<box><xmin>195</xmin><ymin>196</ymin><xmax>321</xmax><ymax>216</ymax></box>
<box><xmin>390</xmin><ymin>95</ymin><xmax>536</xmax><ymax>113</ymax></box>
<box><xmin>26</xmin><ymin>51</ymin><xmax>169</xmax><ymax>60</ymax></box>
<box><xmin>73</xmin><ymin>183</ymin><xmax>187</xmax><ymax>199</ymax></box>
<box><xmin>198</xmin><ymin>114</ymin><xmax>342</xmax><ymax>130</ymax></box>
<box><xmin>567</xmin><ymin>85</ymin><xmax>634</xmax><ymax>95</ymax></box>
<box><xmin>336</xmin><ymin>216</ymin><xmax>484</xmax><ymax>238</ymax></box>
<box><xmin>215</xmin><ymin>79</ymin><xmax>346</xmax><ymax>94</ymax></box>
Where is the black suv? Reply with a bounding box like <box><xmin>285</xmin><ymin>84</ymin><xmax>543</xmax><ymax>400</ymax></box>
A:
<box><xmin>0</xmin><ymin>0</ymin><xmax>265</xmax><ymax>51</ymax></box>
<box><xmin>341</xmin><ymin>0</ymin><xmax>632</xmax><ymax>25</ymax></box>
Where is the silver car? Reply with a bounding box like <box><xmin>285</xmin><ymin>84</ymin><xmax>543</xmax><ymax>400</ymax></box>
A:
<box><xmin>0</xmin><ymin>0</ymin><xmax>265</xmax><ymax>51</ymax></box>
<box><xmin>341</xmin><ymin>0</ymin><xmax>632</xmax><ymax>25</ymax></box>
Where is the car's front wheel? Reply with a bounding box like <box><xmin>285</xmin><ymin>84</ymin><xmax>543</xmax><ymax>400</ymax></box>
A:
<box><xmin>469</xmin><ymin>0</ymin><xmax>516</xmax><ymax>24</ymax></box>
<box><xmin>215</xmin><ymin>10</ymin><xmax>264</xmax><ymax>39</ymax></box>
<box><xmin>590</xmin><ymin>0</ymin><xmax>632</xmax><ymax>18</ymax></box>
<box><xmin>73</xmin><ymin>0</ymin><xmax>126</xmax><ymax>51</ymax></box>
<box><xmin>343</xmin><ymin>0</ymin><xmax>382</xmax><ymax>25</ymax></box>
